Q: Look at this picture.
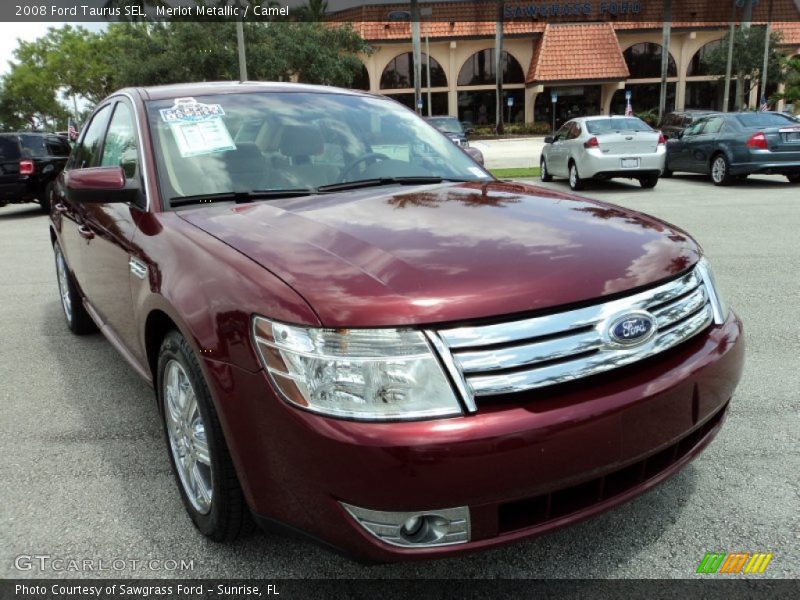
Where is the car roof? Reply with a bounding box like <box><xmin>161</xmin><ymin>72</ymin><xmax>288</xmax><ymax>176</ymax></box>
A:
<box><xmin>118</xmin><ymin>81</ymin><xmax>375</xmax><ymax>102</ymax></box>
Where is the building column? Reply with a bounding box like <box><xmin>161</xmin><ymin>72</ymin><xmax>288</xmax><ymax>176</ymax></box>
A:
<box><xmin>448</xmin><ymin>41</ymin><xmax>458</xmax><ymax>116</ymax></box>
<box><xmin>776</xmin><ymin>82</ymin><xmax>786</xmax><ymax>112</ymax></box>
<box><xmin>525</xmin><ymin>86</ymin><xmax>538</xmax><ymax>123</ymax></box>
<box><xmin>602</xmin><ymin>82</ymin><xmax>625</xmax><ymax>115</ymax></box>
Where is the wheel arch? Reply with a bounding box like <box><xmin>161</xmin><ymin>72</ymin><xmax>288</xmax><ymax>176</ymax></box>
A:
<box><xmin>144</xmin><ymin>308</ymin><xmax>181</xmax><ymax>383</ymax></box>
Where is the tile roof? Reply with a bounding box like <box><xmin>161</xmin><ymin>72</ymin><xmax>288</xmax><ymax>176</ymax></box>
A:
<box><xmin>526</xmin><ymin>23</ymin><xmax>629</xmax><ymax>83</ymax></box>
<box><xmin>327</xmin><ymin>0</ymin><xmax>800</xmax><ymax>43</ymax></box>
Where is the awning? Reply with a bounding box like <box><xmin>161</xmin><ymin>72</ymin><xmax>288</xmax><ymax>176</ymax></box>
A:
<box><xmin>527</xmin><ymin>23</ymin><xmax>629</xmax><ymax>84</ymax></box>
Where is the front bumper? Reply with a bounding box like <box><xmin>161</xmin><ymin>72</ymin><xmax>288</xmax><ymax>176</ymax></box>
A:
<box><xmin>206</xmin><ymin>312</ymin><xmax>743</xmax><ymax>562</ymax></box>
<box><xmin>580</xmin><ymin>147</ymin><xmax>666</xmax><ymax>178</ymax></box>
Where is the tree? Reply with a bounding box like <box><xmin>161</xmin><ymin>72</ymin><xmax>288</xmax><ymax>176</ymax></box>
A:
<box><xmin>773</xmin><ymin>56</ymin><xmax>800</xmax><ymax>111</ymax></box>
<box><xmin>294</xmin><ymin>0</ymin><xmax>329</xmax><ymax>21</ymax></box>
<box><xmin>703</xmin><ymin>26</ymin><xmax>784</xmax><ymax>109</ymax></box>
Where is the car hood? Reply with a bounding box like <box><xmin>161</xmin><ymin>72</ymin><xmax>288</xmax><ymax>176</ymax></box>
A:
<box><xmin>178</xmin><ymin>181</ymin><xmax>700</xmax><ymax>327</ymax></box>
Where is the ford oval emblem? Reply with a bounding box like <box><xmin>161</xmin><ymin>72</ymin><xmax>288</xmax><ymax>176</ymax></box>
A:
<box><xmin>607</xmin><ymin>311</ymin><xmax>657</xmax><ymax>346</ymax></box>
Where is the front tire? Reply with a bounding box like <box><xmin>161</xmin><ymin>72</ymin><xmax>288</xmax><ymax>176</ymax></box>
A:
<box><xmin>710</xmin><ymin>154</ymin><xmax>734</xmax><ymax>186</ymax></box>
<box><xmin>787</xmin><ymin>174</ymin><xmax>800</xmax><ymax>184</ymax></box>
<box><xmin>568</xmin><ymin>162</ymin><xmax>584</xmax><ymax>191</ymax></box>
<box><xmin>639</xmin><ymin>175</ymin><xmax>659</xmax><ymax>189</ymax></box>
<box><xmin>54</xmin><ymin>242</ymin><xmax>96</xmax><ymax>335</ymax></box>
<box><xmin>157</xmin><ymin>331</ymin><xmax>250</xmax><ymax>542</ymax></box>
<box><xmin>540</xmin><ymin>157</ymin><xmax>553</xmax><ymax>182</ymax></box>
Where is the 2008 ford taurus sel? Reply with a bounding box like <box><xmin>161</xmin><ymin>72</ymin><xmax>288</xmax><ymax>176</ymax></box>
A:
<box><xmin>50</xmin><ymin>82</ymin><xmax>743</xmax><ymax>561</ymax></box>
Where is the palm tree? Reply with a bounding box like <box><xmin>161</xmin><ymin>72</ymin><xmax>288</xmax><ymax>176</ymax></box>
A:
<box><xmin>296</xmin><ymin>0</ymin><xmax>328</xmax><ymax>21</ymax></box>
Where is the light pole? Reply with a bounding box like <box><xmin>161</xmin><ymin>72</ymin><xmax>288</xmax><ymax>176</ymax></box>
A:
<box><xmin>411</xmin><ymin>1</ymin><xmax>422</xmax><ymax>114</ymax></box>
<box><xmin>236</xmin><ymin>0</ymin><xmax>248</xmax><ymax>81</ymax></box>
<box><xmin>759</xmin><ymin>0</ymin><xmax>775</xmax><ymax>109</ymax></box>
<box><xmin>421</xmin><ymin>7</ymin><xmax>433</xmax><ymax>116</ymax></box>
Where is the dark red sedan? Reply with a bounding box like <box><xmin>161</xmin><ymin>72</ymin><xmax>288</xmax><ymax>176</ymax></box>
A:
<box><xmin>50</xmin><ymin>82</ymin><xmax>743</xmax><ymax>562</ymax></box>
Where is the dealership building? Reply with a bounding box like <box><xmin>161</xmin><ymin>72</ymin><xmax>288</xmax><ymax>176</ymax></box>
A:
<box><xmin>330</xmin><ymin>1</ymin><xmax>800</xmax><ymax>124</ymax></box>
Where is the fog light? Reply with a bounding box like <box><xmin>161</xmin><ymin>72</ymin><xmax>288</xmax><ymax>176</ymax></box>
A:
<box><xmin>341</xmin><ymin>503</ymin><xmax>470</xmax><ymax>548</ymax></box>
<box><xmin>401</xmin><ymin>516</ymin><xmax>423</xmax><ymax>537</ymax></box>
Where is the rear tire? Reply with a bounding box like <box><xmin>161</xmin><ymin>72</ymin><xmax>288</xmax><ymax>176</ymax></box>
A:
<box><xmin>53</xmin><ymin>241</ymin><xmax>97</xmax><ymax>335</ymax></box>
<box><xmin>639</xmin><ymin>175</ymin><xmax>659</xmax><ymax>189</ymax></box>
<box><xmin>710</xmin><ymin>153</ymin><xmax>734</xmax><ymax>186</ymax></box>
<box><xmin>157</xmin><ymin>330</ymin><xmax>251</xmax><ymax>542</ymax></box>
<box><xmin>568</xmin><ymin>162</ymin><xmax>584</xmax><ymax>191</ymax></box>
<box><xmin>787</xmin><ymin>174</ymin><xmax>800</xmax><ymax>184</ymax></box>
<box><xmin>540</xmin><ymin>157</ymin><xmax>552</xmax><ymax>182</ymax></box>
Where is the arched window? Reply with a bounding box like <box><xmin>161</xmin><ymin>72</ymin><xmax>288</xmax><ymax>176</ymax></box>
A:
<box><xmin>687</xmin><ymin>40</ymin><xmax>725</xmax><ymax>76</ymax></box>
<box><xmin>624</xmin><ymin>43</ymin><xmax>677</xmax><ymax>79</ymax></box>
<box><xmin>380</xmin><ymin>53</ymin><xmax>447</xmax><ymax>89</ymax></box>
<box><xmin>351</xmin><ymin>63</ymin><xmax>370</xmax><ymax>90</ymax></box>
<box><xmin>457</xmin><ymin>49</ymin><xmax>524</xmax><ymax>86</ymax></box>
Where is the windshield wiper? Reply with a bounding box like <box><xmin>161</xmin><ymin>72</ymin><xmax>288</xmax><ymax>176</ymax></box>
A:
<box><xmin>170</xmin><ymin>189</ymin><xmax>315</xmax><ymax>208</ymax></box>
<box><xmin>317</xmin><ymin>176</ymin><xmax>473</xmax><ymax>193</ymax></box>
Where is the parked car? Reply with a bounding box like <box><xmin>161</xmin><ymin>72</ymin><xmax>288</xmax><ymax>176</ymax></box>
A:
<box><xmin>0</xmin><ymin>132</ymin><xmax>71</xmax><ymax>212</ymax></box>
<box><xmin>424</xmin><ymin>116</ymin><xmax>471</xmax><ymax>147</ymax></box>
<box><xmin>541</xmin><ymin>116</ymin><xmax>666</xmax><ymax>190</ymax></box>
<box><xmin>51</xmin><ymin>82</ymin><xmax>743</xmax><ymax>562</ymax></box>
<box><xmin>664</xmin><ymin>111</ymin><xmax>800</xmax><ymax>185</ymax></box>
<box><xmin>464</xmin><ymin>145</ymin><xmax>484</xmax><ymax>165</ymax></box>
<box><xmin>658</xmin><ymin>110</ymin><xmax>715</xmax><ymax>140</ymax></box>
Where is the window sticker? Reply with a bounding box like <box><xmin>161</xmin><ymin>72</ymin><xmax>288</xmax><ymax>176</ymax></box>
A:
<box><xmin>160</xmin><ymin>97</ymin><xmax>236</xmax><ymax>158</ymax></box>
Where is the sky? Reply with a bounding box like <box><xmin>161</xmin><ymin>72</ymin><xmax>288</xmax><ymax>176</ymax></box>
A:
<box><xmin>0</xmin><ymin>22</ymin><xmax>107</xmax><ymax>75</ymax></box>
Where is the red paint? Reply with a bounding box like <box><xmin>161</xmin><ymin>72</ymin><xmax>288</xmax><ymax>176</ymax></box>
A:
<box><xmin>67</xmin><ymin>166</ymin><xmax>125</xmax><ymax>190</ymax></box>
<box><xmin>50</xmin><ymin>83</ymin><xmax>744</xmax><ymax>561</ymax></box>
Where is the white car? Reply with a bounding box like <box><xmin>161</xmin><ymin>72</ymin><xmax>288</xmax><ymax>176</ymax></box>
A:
<box><xmin>540</xmin><ymin>116</ymin><xmax>666</xmax><ymax>190</ymax></box>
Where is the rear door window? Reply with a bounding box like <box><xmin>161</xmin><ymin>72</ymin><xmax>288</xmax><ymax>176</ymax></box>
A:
<box><xmin>0</xmin><ymin>137</ymin><xmax>21</xmax><ymax>160</ymax></box>
<box><xmin>19</xmin><ymin>135</ymin><xmax>48</xmax><ymax>157</ymax></box>
<box><xmin>46</xmin><ymin>136</ymin><xmax>72</xmax><ymax>157</ymax></box>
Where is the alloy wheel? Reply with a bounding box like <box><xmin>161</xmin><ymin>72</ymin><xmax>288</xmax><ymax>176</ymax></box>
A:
<box><xmin>569</xmin><ymin>165</ymin><xmax>578</xmax><ymax>188</ymax></box>
<box><xmin>55</xmin><ymin>248</ymin><xmax>72</xmax><ymax>323</ymax></box>
<box><xmin>163</xmin><ymin>359</ymin><xmax>213</xmax><ymax>514</ymax></box>
<box><xmin>712</xmin><ymin>157</ymin><xmax>726</xmax><ymax>184</ymax></box>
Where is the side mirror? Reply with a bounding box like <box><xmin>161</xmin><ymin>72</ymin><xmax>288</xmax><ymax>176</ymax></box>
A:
<box><xmin>66</xmin><ymin>166</ymin><xmax>140</xmax><ymax>204</ymax></box>
<box><xmin>544</xmin><ymin>136</ymin><xmax>554</xmax><ymax>144</ymax></box>
<box><xmin>676</xmin><ymin>130</ymin><xmax>684</xmax><ymax>139</ymax></box>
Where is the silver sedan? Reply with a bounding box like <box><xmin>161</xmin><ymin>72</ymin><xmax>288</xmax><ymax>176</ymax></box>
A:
<box><xmin>541</xmin><ymin>116</ymin><xmax>666</xmax><ymax>190</ymax></box>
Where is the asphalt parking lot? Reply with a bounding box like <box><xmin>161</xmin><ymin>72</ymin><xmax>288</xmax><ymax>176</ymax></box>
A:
<box><xmin>1</xmin><ymin>173</ymin><xmax>798</xmax><ymax>580</ymax></box>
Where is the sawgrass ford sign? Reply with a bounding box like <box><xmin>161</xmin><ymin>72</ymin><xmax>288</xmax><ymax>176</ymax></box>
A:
<box><xmin>503</xmin><ymin>2</ymin><xmax>643</xmax><ymax>18</ymax></box>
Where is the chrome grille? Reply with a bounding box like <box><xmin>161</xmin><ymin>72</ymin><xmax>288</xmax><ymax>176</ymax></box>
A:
<box><xmin>426</xmin><ymin>267</ymin><xmax>715</xmax><ymax>409</ymax></box>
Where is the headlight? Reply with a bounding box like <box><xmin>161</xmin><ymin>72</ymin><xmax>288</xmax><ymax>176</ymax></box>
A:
<box><xmin>252</xmin><ymin>316</ymin><xmax>462</xmax><ymax>421</ymax></box>
<box><xmin>696</xmin><ymin>257</ymin><xmax>729</xmax><ymax>325</ymax></box>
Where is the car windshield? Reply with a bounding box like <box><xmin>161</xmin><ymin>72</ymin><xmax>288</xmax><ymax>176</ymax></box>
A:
<box><xmin>426</xmin><ymin>117</ymin><xmax>463</xmax><ymax>134</ymax></box>
<box><xmin>735</xmin><ymin>113</ymin><xmax>796</xmax><ymax>128</ymax></box>
<box><xmin>586</xmin><ymin>118</ymin><xmax>651</xmax><ymax>134</ymax></box>
<box><xmin>145</xmin><ymin>92</ymin><xmax>490</xmax><ymax>209</ymax></box>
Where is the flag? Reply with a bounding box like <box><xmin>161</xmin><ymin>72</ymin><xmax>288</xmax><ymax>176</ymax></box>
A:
<box><xmin>68</xmin><ymin>118</ymin><xmax>79</xmax><ymax>141</ymax></box>
<box><xmin>625</xmin><ymin>99</ymin><xmax>633</xmax><ymax>117</ymax></box>
<box><xmin>759</xmin><ymin>95</ymin><xmax>770</xmax><ymax>112</ymax></box>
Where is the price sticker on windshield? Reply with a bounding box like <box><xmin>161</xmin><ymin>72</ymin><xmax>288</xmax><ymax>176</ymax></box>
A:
<box><xmin>161</xmin><ymin>97</ymin><xmax>236</xmax><ymax>157</ymax></box>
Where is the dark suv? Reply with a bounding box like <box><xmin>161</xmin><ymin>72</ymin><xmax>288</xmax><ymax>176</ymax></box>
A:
<box><xmin>0</xmin><ymin>132</ymin><xmax>71</xmax><ymax>212</ymax></box>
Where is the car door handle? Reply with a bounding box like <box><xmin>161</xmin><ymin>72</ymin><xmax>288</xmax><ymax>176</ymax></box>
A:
<box><xmin>54</xmin><ymin>203</ymin><xmax>68</xmax><ymax>214</ymax></box>
<box><xmin>78</xmin><ymin>225</ymin><xmax>95</xmax><ymax>240</ymax></box>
